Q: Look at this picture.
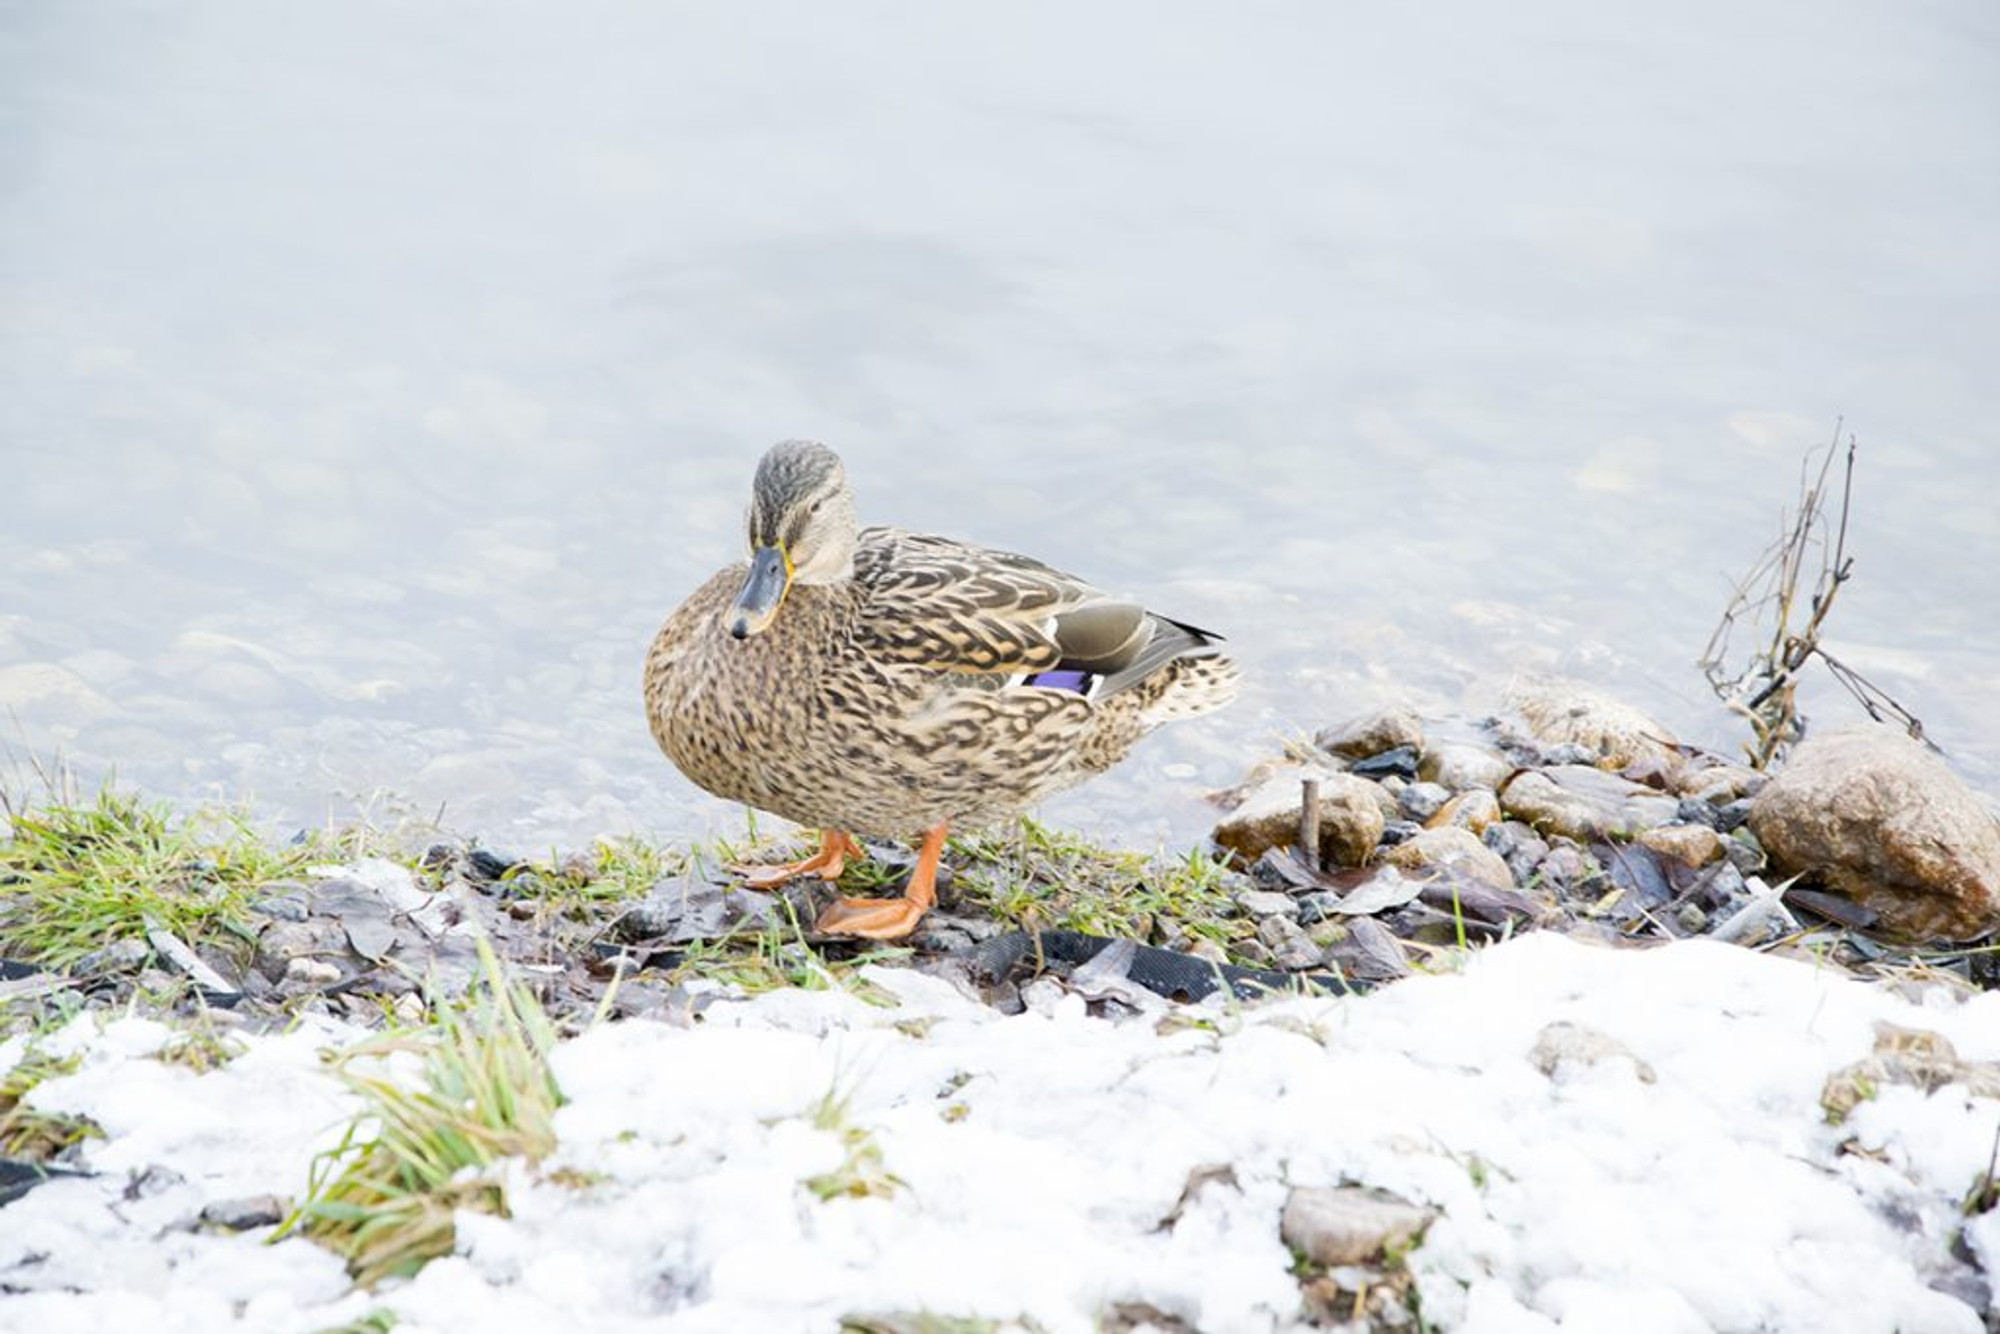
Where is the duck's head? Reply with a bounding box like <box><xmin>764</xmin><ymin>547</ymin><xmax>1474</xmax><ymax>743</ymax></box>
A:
<box><xmin>728</xmin><ymin>440</ymin><xmax>859</xmax><ymax>639</ymax></box>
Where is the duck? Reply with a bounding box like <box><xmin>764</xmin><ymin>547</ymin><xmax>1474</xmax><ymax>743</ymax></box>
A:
<box><xmin>643</xmin><ymin>440</ymin><xmax>1239</xmax><ymax>939</ymax></box>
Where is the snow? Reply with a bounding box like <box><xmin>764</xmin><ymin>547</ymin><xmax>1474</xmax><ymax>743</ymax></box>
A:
<box><xmin>3</xmin><ymin>934</ymin><xmax>1996</xmax><ymax>1332</ymax></box>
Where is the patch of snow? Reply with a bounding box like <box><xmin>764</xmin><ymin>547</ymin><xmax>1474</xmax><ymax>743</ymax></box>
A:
<box><xmin>3</xmin><ymin>935</ymin><xmax>1996</xmax><ymax>1332</ymax></box>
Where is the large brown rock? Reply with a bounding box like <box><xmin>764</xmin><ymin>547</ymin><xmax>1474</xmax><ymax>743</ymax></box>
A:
<box><xmin>1749</xmin><ymin>727</ymin><xmax>2000</xmax><ymax>942</ymax></box>
<box><xmin>1212</xmin><ymin>769</ymin><xmax>1385</xmax><ymax>868</ymax></box>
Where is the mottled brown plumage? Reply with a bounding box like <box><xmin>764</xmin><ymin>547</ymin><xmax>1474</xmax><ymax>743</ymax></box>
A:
<box><xmin>643</xmin><ymin>440</ymin><xmax>1238</xmax><ymax>936</ymax></box>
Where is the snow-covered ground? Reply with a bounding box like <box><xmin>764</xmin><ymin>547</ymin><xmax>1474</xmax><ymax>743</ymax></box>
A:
<box><xmin>4</xmin><ymin>933</ymin><xmax>1997</xmax><ymax>1333</ymax></box>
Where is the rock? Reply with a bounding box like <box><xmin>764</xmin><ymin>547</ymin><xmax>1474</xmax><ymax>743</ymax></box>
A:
<box><xmin>1674</xmin><ymin>797</ymin><xmax>1721</xmax><ymax>830</ymax></box>
<box><xmin>1638</xmin><ymin>824</ymin><xmax>1724</xmax><ymax>868</ymax></box>
<box><xmin>1280</xmin><ymin>1185</ymin><xmax>1436</xmax><ymax>1268</ymax></box>
<box><xmin>1349</xmin><ymin>746</ymin><xmax>1420</xmax><ymax>781</ymax></box>
<box><xmin>198</xmin><ymin>1194</ymin><xmax>288</xmax><ymax>1231</ymax></box>
<box><xmin>1507</xmin><ymin>676</ymin><xmax>1683</xmax><ymax>774</ymax></box>
<box><xmin>1317</xmin><ymin>707</ymin><xmax>1424</xmax><ymax>761</ymax></box>
<box><xmin>1420</xmin><ymin>742</ymin><xmax>1514</xmax><ymax>793</ymax></box>
<box><xmin>1500</xmin><ymin>766</ymin><xmax>1681</xmax><ymax>842</ymax></box>
<box><xmin>1676</xmin><ymin>762</ymin><xmax>1766</xmax><ymax>804</ymax></box>
<box><xmin>1237</xmin><ymin>890</ymin><xmax>1298</xmax><ymax>918</ymax></box>
<box><xmin>1715</xmin><ymin>799</ymin><xmax>1755</xmax><ymax>834</ymax></box>
<box><xmin>1539</xmin><ymin>742</ymin><xmax>1599</xmax><ymax>767</ymax></box>
<box><xmin>1529</xmin><ymin>1021</ymin><xmax>1657</xmax><ymax>1084</ymax></box>
<box><xmin>1822</xmin><ymin>1021</ymin><xmax>2000</xmax><ymax>1123</ymax></box>
<box><xmin>1294</xmin><ymin>891</ymin><xmax>1341</xmax><ymax>926</ymax></box>
<box><xmin>1721</xmin><ymin>829</ymin><xmax>1765</xmax><ymax>875</ymax></box>
<box><xmin>1381</xmin><ymin>827</ymin><xmax>1514</xmax><ymax>889</ymax></box>
<box><xmin>1317</xmin><ymin>917</ymin><xmax>1410</xmax><ymax>981</ymax></box>
<box><xmin>74</xmin><ymin>938</ymin><xmax>150</xmax><ymax>977</ymax></box>
<box><xmin>1256</xmin><ymin>916</ymin><xmax>1325</xmax><ymax>970</ymax></box>
<box><xmin>1212</xmin><ymin>770</ymin><xmax>1385</xmax><ymax>869</ymax></box>
<box><xmin>1397</xmin><ymin>781</ymin><xmax>1450</xmax><ymax>823</ymax></box>
<box><xmin>1484</xmin><ymin>821</ymin><xmax>1550</xmax><ymax>887</ymax></box>
<box><xmin>1749</xmin><ymin>727</ymin><xmax>2000</xmax><ymax>941</ymax></box>
<box><xmin>1378</xmin><ymin>820</ymin><xmax>1422</xmax><ymax>847</ymax></box>
<box><xmin>1430</xmin><ymin>789</ymin><xmax>1501</xmax><ymax>836</ymax></box>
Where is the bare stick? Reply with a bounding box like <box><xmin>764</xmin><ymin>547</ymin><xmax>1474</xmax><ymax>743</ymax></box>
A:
<box><xmin>1298</xmin><ymin>778</ymin><xmax>1322</xmax><ymax>872</ymax></box>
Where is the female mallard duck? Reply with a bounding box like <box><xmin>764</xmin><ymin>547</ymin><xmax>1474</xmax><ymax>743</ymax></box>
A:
<box><xmin>644</xmin><ymin>440</ymin><xmax>1238</xmax><ymax>940</ymax></box>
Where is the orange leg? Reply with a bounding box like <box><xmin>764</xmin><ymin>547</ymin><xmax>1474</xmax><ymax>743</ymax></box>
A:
<box><xmin>815</xmin><ymin>821</ymin><xmax>948</xmax><ymax>940</ymax></box>
<box><xmin>738</xmin><ymin>829</ymin><xmax>866</xmax><ymax>890</ymax></box>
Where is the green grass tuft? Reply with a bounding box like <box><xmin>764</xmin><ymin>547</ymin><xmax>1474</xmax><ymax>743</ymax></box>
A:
<box><xmin>277</xmin><ymin>939</ymin><xmax>565</xmax><ymax>1288</ymax></box>
<box><xmin>0</xmin><ymin>784</ymin><xmax>313</xmax><ymax>970</ymax></box>
<box><xmin>948</xmin><ymin>817</ymin><xmax>1254</xmax><ymax>958</ymax></box>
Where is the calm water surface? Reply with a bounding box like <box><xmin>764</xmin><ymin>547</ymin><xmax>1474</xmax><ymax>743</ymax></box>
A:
<box><xmin>3</xmin><ymin>2</ymin><xmax>1996</xmax><ymax>850</ymax></box>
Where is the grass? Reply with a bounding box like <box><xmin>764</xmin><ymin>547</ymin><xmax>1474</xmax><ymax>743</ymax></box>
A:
<box><xmin>0</xmin><ymin>1047</ymin><xmax>102</xmax><ymax>1159</ymax></box>
<box><xmin>667</xmin><ymin>895</ymin><xmax>903</xmax><ymax>1005</ymax></box>
<box><xmin>948</xmin><ymin>817</ymin><xmax>1254</xmax><ymax>959</ymax></box>
<box><xmin>277</xmin><ymin>939</ymin><xmax>565</xmax><ymax>1288</ymax></box>
<box><xmin>802</xmin><ymin>1081</ymin><xmax>901</xmax><ymax>1203</ymax></box>
<box><xmin>0</xmin><ymin>782</ymin><xmax>315</xmax><ymax>971</ymax></box>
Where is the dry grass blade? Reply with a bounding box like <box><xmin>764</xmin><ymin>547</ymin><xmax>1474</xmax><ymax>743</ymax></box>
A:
<box><xmin>277</xmin><ymin>938</ymin><xmax>564</xmax><ymax>1288</ymax></box>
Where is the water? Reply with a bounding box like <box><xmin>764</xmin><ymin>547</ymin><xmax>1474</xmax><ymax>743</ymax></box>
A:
<box><xmin>4</xmin><ymin>1</ymin><xmax>1996</xmax><ymax>852</ymax></box>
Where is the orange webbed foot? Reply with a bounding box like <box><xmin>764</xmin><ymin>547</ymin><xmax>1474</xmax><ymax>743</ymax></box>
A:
<box><xmin>811</xmin><ymin>821</ymin><xmax>947</xmax><ymax>941</ymax></box>
<box><xmin>737</xmin><ymin>830</ymin><xmax>866</xmax><ymax>889</ymax></box>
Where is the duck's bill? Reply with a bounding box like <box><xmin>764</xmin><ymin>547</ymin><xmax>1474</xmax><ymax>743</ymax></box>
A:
<box><xmin>728</xmin><ymin>544</ymin><xmax>791</xmax><ymax>638</ymax></box>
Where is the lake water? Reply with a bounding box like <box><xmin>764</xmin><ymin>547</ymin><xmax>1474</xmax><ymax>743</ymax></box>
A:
<box><xmin>4</xmin><ymin>1</ymin><xmax>1996</xmax><ymax>853</ymax></box>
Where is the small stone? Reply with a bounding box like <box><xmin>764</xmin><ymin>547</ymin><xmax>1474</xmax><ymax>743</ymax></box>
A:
<box><xmin>1280</xmin><ymin>1185</ymin><xmax>1436</xmax><ymax>1268</ymax></box>
<box><xmin>1638</xmin><ymin>824</ymin><xmax>1724</xmax><ymax>868</ymax></box>
<box><xmin>1540</xmin><ymin>742</ymin><xmax>1599</xmax><ymax>767</ymax></box>
<box><xmin>1378</xmin><ymin>820</ymin><xmax>1423</xmax><ymax>847</ymax></box>
<box><xmin>1674</xmin><ymin>797</ymin><xmax>1721</xmax><ymax>830</ymax></box>
<box><xmin>1716</xmin><ymin>799</ymin><xmax>1756</xmax><ymax>834</ymax></box>
<box><xmin>1238</xmin><ymin>890</ymin><xmax>1298</xmax><ymax>918</ymax></box>
<box><xmin>1677</xmin><ymin>762</ymin><xmax>1766</xmax><ymax>804</ymax></box>
<box><xmin>1675</xmin><ymin>903</ymin><xmax>1708</xmax><ymax>933</ymax></box>
<box><xmin>1316</xmin><ymin>708</ymin><xmax>1424</xmax><ymax>761</ymax></box>
<box><xmin>1749</xmin><ymin>726</ymin><xmax>2000</xmax><ymax>941</ymax></box>
<box><xmin>283</xmin><ymin>957</ymin><xmax>342</xmax><ymax>986</ymax></box>
<box><xmin>1500</xmin><ymin>765</ymin><xmax>1681</xmax><ymax>842</ymax></box>
<box><xmin>1420</xmin><ymin>743</ymin><xmax>1513</xmax><ymax>793</ymax></box>
<box><xmin>1184</xmin><ymin>938</ymin><xmax>1230</xmax><ymax>966</ymax></box>
<box><xmin>198</xmin><ymin>1194</ymin><xmax>288</xmax><ymax>1231</ymax></box>
<box><xmin>1211</xmin><ymin>769</ymin><xmax>1385</xmax><ymax>868</ymax></box>
<box><xmin>1430</xmin><ymin>789</ymin><xmax>1501</xmax><ymax>835</ymax></box>
<box><xmin>1724</xmin><ymin>831</ymin><xmax>1766</xmax><ymax>875</ymax></box>
<box><xmin>1528</xmin><ymin>1020</ymin><xmax>1657</xmax><ymax>1084</ymax></box>
<box><xmin>1381</xmin><ymin>827</ymin><xmax>1514</xmax><ymax>889</ymax></box>
<box><xmin>1397</xmin><ymin>781</ymin><xmax>1450</xmax><ymax>822</ymax></box>
<box><xmin>1349</xmin><ymin>746</ymin><xmax>1420</xmax><ymax>781</ymax></box>
<box><xmin>1295</xmin><ymin>891</ymin><xmax>1341</xmax><ymax>926</ymax></box>
<box><xmin>74</xmin><ymin>938</ymin><xmax>150</xmax><ymax>976</ymax></box>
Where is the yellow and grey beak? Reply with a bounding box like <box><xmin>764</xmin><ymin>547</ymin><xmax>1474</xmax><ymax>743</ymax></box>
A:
<box><xmin>728</xmin><ymin>544</ymin><xmax>792</xmax><ymax>639</ymax></box>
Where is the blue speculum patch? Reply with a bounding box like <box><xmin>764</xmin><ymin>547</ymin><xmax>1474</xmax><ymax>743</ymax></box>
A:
<box><xmin>1024</xmin><ymin>670</ymin><xmax>1092</xmax><ymax>694</ymax></box>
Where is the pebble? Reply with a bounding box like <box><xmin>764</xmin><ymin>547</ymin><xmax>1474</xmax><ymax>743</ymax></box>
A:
<box><xmin>1316</xmin><ymin>707</ymin><xmax>1424</xmax><ymax>761</ymax></box>
<box><xmin>1294</xmin><ymin>891</ymin><xmax>1342</xmax><ymax>926</ymax></box>
<box><xmin>1349</xmin><ymin>746</ymin><xmax>1420</xmax><ymax>781</ymax></box>
<box><xmin>1724</xmin><ymin>832</ymin><xmax>1767</xmax><ymax>875</ymax></box>
<box><xmin>1716</xmin><ymin>799</ymin><xmax>1755</xmax><ymax>834</ymax></box>
<box><xmin>197</xmin><ymin>1195</ymin><xmax>288</xmax><ymax>1232</ymax></box>
<box><xmin>1431</xmin><ymin>789</ymin><xmax>1501</xmax><ymax>835</ymax></box>
<box><xmin>1237</xmin><ymin>890</ymin><xmax>1298</xmax><ymax>918</ymax></box>
<box><xmin>1638</xmin><ymin>824</ymin><xmax>1725</xmax><ymax>868</ymax></box>
<box><xmin>1674</xmin><ymin>797</ymin><xmax>1721</xmax><ymax>829</ymax></box>
<box><xmin>1381</xmin><ymin>826</ymin><xmax>1514</xmax><ymax>889</ymax></box>
<box><xmin>1419</xmin><ymin>742</ymin><xmax>1513</xmax><ymax>793</ymax></box>
<box><xmin>1397</xmin><ymin>781</ymin><xmax>1450</xmax><ymax>822</ymax></box>
<box><xmin>1280</xmin><ymin>1185</ymin><xmax>1436</xmax><ymax>1268</ymax></box>
<box><xmin>1378</xmin><ymin>820</ymin><xmax>1423</xmax><ymax>847</ymax></box>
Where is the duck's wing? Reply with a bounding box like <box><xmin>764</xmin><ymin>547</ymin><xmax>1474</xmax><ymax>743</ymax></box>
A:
<box><xmin>852</xmin><ymin>528</ymin><xmax>1223</xmax><ymax>692</ymax></box>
